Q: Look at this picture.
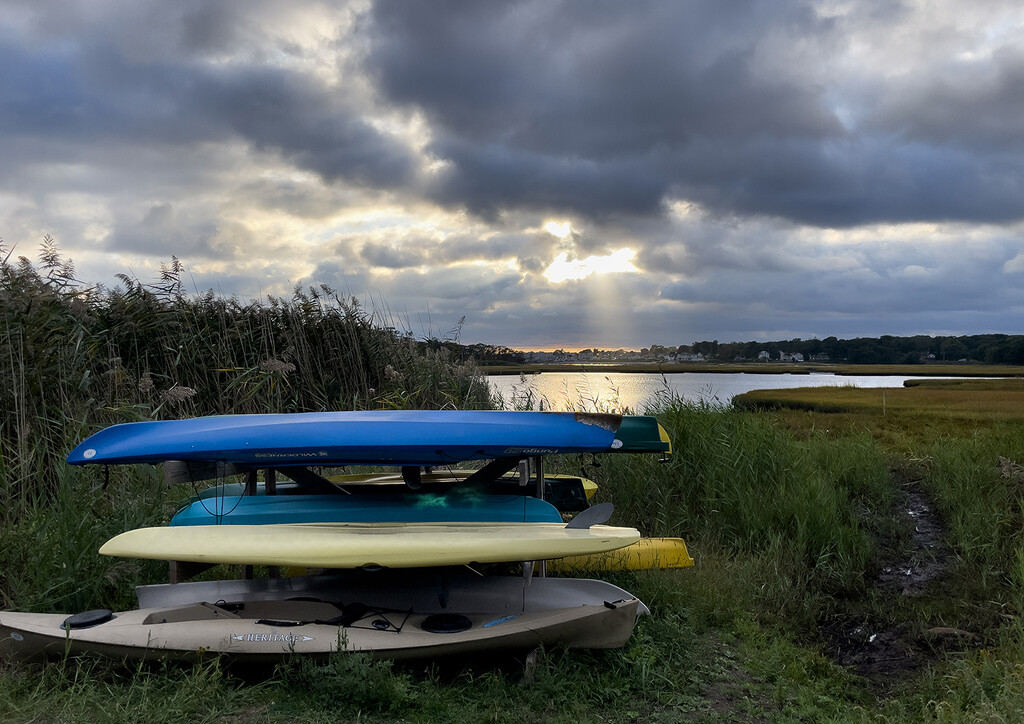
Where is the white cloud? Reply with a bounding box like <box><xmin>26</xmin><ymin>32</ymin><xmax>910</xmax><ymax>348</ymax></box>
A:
<box><xmin>1004</xmin><ymin>253</ymin><xmax>1024</xmax><ymax>273</ymax></box>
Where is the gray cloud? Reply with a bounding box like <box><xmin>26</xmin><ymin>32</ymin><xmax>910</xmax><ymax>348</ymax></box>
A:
<box><xmin>659</xmin><ymin>236</ymin><xmax>1024</xmax><ymax>318</ymax></box>
<box><xmin>3</xmin><ymin>0</ymin><xmax>1023</xmax><ymax>349</ymax></box>
<box><xmin>365</xmin><ymin>0</ymin><xmax>1024</xmax><ymax>227</ymax></box>
<box><xmin>358</xmin><ymin>240</ymin><xmax>429</xmax><ymax>269</ymax></box>
<box><xmin>0</xmin><ymin>3</ymin><xmax>414</xmax><ymax>188</ymax></box>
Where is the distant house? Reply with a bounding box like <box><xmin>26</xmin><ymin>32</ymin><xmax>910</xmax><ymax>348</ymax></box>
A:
<box><xmin>810</xmin><ymin>353</ymin><xmax>830</xmax><ymax>362</ymax></box>
<box><xmin>779</xmin><ymin>351</ymin><xmax>804</xmax><ymax>362</ymax></box>
<box><xmin>526</xmin><ymin>351</ymin><xmax>557</xmax><ymax>362</ymax></box>
<box><xmin>757</xmin><ymin>351</ymin><xmax>770</xmax><ymax>361</ymax></box>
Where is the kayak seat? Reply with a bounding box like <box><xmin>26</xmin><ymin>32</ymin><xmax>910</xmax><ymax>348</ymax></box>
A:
<box><xmin>142</xmin><ymin>602</ymin><xmax>241</xmax><ymax>625</ymax></box>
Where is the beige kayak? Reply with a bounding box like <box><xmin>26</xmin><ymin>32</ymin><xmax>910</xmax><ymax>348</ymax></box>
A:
<box><xmin>99</xmin><ymin>521</ymin><xmax>640</xmax><ymax>569</ymax></box>
<box><xmin>0</xmin><ymin>574</ymin><xmax>647</xmax><ymax>663</ymax></box>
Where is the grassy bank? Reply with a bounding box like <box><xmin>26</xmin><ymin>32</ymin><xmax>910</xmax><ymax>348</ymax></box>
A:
<box><xmin>734</xmin><ymin>377</ymin><xmax>1024</xmax><ymax>417</ymax></box>
<box><xmin>8</xmin><ymin>389</ymin><xmax>1024</xmax><ymax>721</ymax></box>
<box><xmin>1</xmin><ymin>394</ymin><xmax>889</xmax><ymax>722</ymax></box>
<box><xmin>734</xmin><ymin>378</ymin><xmax>1024</xmax><ymax>445</ymax></box>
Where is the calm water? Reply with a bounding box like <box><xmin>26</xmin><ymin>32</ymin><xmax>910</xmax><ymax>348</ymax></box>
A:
<box><xmin>488</xmin><ymin>371</ymin><xmax>955</xmax><ymax>412</ymax></box>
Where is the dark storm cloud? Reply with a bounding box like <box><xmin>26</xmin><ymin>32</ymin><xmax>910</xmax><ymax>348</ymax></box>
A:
<box><xmin>867</xmin><ymin>41</ymin><xmax>1024</xmax><ymax>150</ymax></box>
<box><xmin>659</xmin><ymin>238</ymin><xmax>1024</xmax><ymax>318</ymax></box>
<box><xmin>367</xmin><ymin>1</ymin><xmax>840</xmax><ymax>149</ymax></box>
<box><xmin>8</xmin><ymin>0</ymin><xmax>1022</xmax><ymax>230</ymax></box>
<box><xmin>0</xmin><ymin>4</ymin><xmax>414</xmax><ymax>188</ymax></box>
<box><xmin>364</xmin><ymin>0</ymin><xmax>1024</xmax><ymax>227</ymax></box>
<box><xmin>191</xmin><ymin>68</ymin><xmax>413</xmax><ymax>186</ymax></box>
<box><xmin>424</xmin><ymin>137</ymin><xmax>668</xmax><ymax>218</ymax></box>
<box><xmin>353</xmin><ymin>229</ymin><xmax>557</xmax><ymax>270</ymax></box>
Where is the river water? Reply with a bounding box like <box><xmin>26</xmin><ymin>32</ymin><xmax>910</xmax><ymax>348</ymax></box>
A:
<box><xmin>487</xmin><ymin>371</ymin><xmax>954</xmax><ymax>412</ymax></box>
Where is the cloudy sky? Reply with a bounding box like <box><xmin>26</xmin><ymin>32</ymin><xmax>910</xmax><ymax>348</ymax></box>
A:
<box><xmin>2</xmin><ymin>1</ymin><xmax>1023</xmax><ymax>349</ymax></box>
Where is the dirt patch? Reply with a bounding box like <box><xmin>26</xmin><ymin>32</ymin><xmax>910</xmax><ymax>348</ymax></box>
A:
<box><xmin>876</xmin><ymin>484</ymin><xmax>950</xmax><ymax>597</ymax></box>
<box><xmin>699</xmin><ymin>633</ymin><xmax>776</xmax><ymax>723</ymax></box>
<box><xmin>826</xmin><ymin>620</ymin><xmax>920</xmax><ymax>678</ymax></box>
<box><xmin>825</xmin><ymin>471</ymin><xmax>954</xmax><ymax>679</ymax></box>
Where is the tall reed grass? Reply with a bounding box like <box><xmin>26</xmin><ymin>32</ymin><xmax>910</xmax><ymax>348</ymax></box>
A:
<box><xmin>918</xmin><ymin>423</ymin><xmax>1024</xmax><ymax>613</ymax></box>
<box><xmin>0</xmin><ymin>242</ymin><xmax>491</xmax><ymax>611</ymax></box>
<box><xmin>585</xmin><ymin>396</ymin><xmax>893</xmax><ymax>630</ymax></box>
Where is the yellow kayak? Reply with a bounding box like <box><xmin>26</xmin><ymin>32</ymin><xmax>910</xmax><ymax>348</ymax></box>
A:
<box><xmin>547</xmin><ymin>537</ymin><xmax>694</xmax><ymax>572</ymax></box>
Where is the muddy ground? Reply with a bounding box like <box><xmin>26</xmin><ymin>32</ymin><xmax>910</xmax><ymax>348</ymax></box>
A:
<box><xmin>824</xmin><ymin>467</ymin><xmax>958</xmax><ymax>681</ymax></box>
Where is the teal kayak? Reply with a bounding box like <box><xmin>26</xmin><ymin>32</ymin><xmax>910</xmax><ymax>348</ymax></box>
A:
<box><xmin>171</xmin><ymin>491</ymin><xmax>563</xmax><ymax>526</ymax></box>
<box><xmin>185</xmin><ymin>470</ymin><xmax>596</xmax><ymax>512</ymax></box>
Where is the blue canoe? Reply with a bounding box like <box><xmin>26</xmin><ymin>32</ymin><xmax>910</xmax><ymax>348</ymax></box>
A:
<box><xmin>67</xmin><ymin>410</ymin><xmax>670</xmax><ymax>467</ymax></box>
<box><xmin>170</xmin><ymin>492</ymin><xmax>563</xmax><ymax>526</ymax></box>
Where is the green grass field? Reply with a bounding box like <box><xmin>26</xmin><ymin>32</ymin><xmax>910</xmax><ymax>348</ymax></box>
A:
<box><xmin>6</xmin><ymin>384</ymin><xmax>1024</xmax><ymax>722</ymax></box>
<box><xmin>735</xmin><ymin>377</ymin><xmax>1024</xmax><ymax>418</ymax></box>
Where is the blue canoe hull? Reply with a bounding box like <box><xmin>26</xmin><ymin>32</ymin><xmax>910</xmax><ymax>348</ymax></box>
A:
<box><xmin>67</xmin><ymin>410</ymin><xmax>670</xmax><ymax>467</ymax></box>
<box><xmin>170</xmin><ymin>492</ymin><xmax>563</xmax><ymax>526</ymax></box>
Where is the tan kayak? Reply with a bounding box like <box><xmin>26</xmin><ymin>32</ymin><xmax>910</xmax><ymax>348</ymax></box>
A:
<box><xmin>0</xmin><ymin>574</ymin><xmax>647</xmax><ymax>663</ymax></box>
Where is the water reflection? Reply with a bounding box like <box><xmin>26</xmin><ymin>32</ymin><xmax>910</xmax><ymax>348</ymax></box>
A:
<box><xmin>488</xmin><ymin>371</ymin><xmax>956</xmax><ymax>412</ymax></box>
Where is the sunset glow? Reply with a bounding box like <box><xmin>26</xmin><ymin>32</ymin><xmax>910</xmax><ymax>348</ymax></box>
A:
<box><xmin>543</xmin><ymin>248</ymin><xmax>639</xmax><ymax>283</ymax></box>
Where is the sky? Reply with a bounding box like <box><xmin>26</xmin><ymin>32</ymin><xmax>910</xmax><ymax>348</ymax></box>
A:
<box><xmin>2</xmin><ymin>0</ymin><xmax>1023</xmax><ymax>350</ymax></box>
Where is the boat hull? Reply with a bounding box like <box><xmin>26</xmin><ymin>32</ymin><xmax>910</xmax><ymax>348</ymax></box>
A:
<box><xmin>66</xmin><ymin>410</ymin><xmax>670</xmax><ymax>467</ymax></box>
<box><xmin>0</xmin><ymin>575</ymin><xmax>646</xmax><ymax>663</ymax></box>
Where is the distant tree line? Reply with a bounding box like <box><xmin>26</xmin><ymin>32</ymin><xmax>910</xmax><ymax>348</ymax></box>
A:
<box><xmin>668</xmin><ymin>335</ymin><xmax>1024</xmax><ymax>365</ymax></box>
<box><xmin>450</xmin><ymin>343</ymin><xmax>526</xmax><ymax>364</ymax></box>
<box><xmin>464</xmin><ymin>335</ymin><xmax>1024</xmax><ymax>366</ymax></box>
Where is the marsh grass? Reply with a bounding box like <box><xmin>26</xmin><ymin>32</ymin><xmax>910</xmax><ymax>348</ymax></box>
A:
<box><xmin>921</xmin><ymin>626</ymin><xmax>1024</xmax><ymax>723</ymax></box>
<box><xmin>1</xmin><ymin>657</ymin><xmax>271</xmax><ymax>724</ymax></box>
<box><xmin>720</xmin><ymin>381</ymin><xmax>1024</xmax><ymax>721</ymax></box>
<box><xmin>595</xmin><ymin>398</ymin><xmax>890</xmax><ymax>612</ymax></box>
<box><xmin>919</xmin><ymin>424</ymin><xmax>1024</xmax><ymax>609</ymax></box>
<box><xmin>0</xmin><ymin>460</ymin><xmax>178</xmax><ymax>613</ymax></box>
<box><xmin>0</xmin><ymin>245</ymin><xmax>490</xmax><ymax>557</ymax></box>
<box><xmin>735</xmin><ymin>379</ymin><xmax>1024</xmax><ymax>424</ymax></box>
<box><xmin>8</xmin><ymin>243</ymin><xmax>1024</xmax><ymax>720</ymax></box>
<box><xmin>732</xmin><ymin>383</ymin><xmax>1024</xmax><ymax>606</ymax></box>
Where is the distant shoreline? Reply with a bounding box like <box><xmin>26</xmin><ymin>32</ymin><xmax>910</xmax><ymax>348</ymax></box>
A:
<box><xmin>480</xmin><ymin>362</ymin><xmax>1024</xmax><ymax>377</ymax></box>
